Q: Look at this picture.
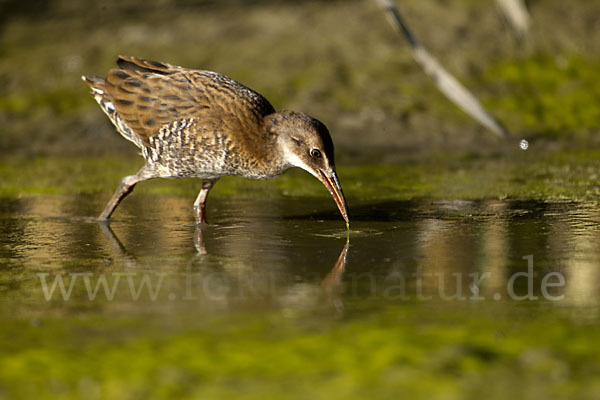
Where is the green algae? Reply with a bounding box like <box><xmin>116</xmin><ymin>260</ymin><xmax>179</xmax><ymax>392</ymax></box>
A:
<box><xmin>484</xmin><ymin>55</ymin><xmax>600</xmax><ymax>139</ymax></box>
<box><xmin>1</xmin><ymin>305</ymin><xmax>599</xmax><ymax>400</ymax></box>
<box><xmin>1</xmin><ymin>147</ymin><xmax>598</xmax><ymax>202</ymax></box>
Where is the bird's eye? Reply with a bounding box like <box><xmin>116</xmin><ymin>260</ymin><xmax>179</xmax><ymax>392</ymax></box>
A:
<box><xmin>310</xmin><ymin>148</ymin><xmax>322</xmax><ymax>158</ymax></box>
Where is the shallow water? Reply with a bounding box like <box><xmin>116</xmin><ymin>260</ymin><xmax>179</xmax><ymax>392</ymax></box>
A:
<box><xmin>2</xmin><ymin>195</ymin><xmax>599</xmax><ymax>318</ymax></box>
<box><xmin>2</xmin><ymin>193</ymin><xmax>600</xmax><ymax>398</ymax></box>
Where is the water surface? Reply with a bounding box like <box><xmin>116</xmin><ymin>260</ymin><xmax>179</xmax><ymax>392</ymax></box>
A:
<box><xmin>2</xmin><ymin>195</ymin><xmax>599</xmax><ymax>314</ymax></box>
<box><xmin>1</xmin><ymin>194</ymin><xmax>599</xmax><ymax>398</ymax></box>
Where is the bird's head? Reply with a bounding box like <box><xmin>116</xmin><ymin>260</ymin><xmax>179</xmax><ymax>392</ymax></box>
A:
<box><xmin>265</xmin><ymin>110</ymin><xmax>349</xmax><ymax>225</ymax></box>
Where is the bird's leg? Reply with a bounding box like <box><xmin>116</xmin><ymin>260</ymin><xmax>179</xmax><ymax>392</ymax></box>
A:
<box><xmin>98</xmin><ymin>165</ymin><xmax>155</xmax><ymax>221</ymax></box>
<box><xmin>193</xmin><ymin>179</ymin><xmax>217</xmax><ymax>224</ymax></box>
<box><xmin>193</xmin><ymin>225</ymin><xmax>207</xmax><ymax>255</ymax></box>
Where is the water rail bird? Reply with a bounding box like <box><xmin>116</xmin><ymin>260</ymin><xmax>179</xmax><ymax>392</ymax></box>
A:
<box><xmin>83</xmin><ymin>56</ymin><xmax>349</xmax><ymax>226</ymax></box>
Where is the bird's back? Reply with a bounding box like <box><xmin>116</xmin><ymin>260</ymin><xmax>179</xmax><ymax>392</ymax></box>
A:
<box><xmin>83</xmin><ymin>56</ymin><xmax>277</xmax><ymax>178</ymax></box>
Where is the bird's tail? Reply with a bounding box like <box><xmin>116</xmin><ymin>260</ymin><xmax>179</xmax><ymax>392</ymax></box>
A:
<box><xmin>81</xmin><ymin>75</ymin><xmax>142</xmax><ymax>148</ymax></box>
<box><xmin>81</xmin><ymin>75</ymin><xmax>108</xmax><ymax>105</ymax></box>
<box><xmin>82</xmin><ymin>74</ymin><xmax>115</xmax><ymax>111</ymax></box>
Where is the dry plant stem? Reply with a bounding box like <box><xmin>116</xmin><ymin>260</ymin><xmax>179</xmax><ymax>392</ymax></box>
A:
<box><xmin>374</xmin><ymin>0</ymin><xmax>511</xmax><ymax>139</ymax></box>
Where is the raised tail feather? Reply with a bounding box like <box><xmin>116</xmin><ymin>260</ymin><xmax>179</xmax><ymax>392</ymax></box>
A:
<box><xmin>81</xmin><ymin>75</ymin><xmax>106</xmax><ymax>94</ymax></box>
<box><xmin>81</xmin><ymin>75</ymin><xmax>111</xmax><ymax>109</ymax></box>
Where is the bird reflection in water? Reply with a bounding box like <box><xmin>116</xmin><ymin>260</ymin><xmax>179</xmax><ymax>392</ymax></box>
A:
<box><xmin>98</xmin><ymin>223</ymin><xmax>349</xmax><ymax>312</ymax></box>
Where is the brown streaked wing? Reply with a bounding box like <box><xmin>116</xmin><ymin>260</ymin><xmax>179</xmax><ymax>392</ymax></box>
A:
<box><xmin>104</xmin><ymin>60</ymin><xmax>275</xmax><ymax>147</ymax></box>
<box><xmin>104</xmin><ymin>69</ymin><xmax>208</xmax><ymax>146</ymax></box>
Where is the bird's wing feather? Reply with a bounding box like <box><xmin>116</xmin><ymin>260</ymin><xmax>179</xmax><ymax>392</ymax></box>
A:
<box><xmin>116</xmin><ymin>55</ymin><xmax>178</xmax><ymax>74</ymax></box>
<box><xmin>104</xmin><ymin>56</ymin><xmax>275</xmax><ymax>146</ymax></box>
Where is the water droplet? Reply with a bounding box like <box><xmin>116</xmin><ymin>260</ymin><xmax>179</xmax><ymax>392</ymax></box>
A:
<box><xmin>519</xmin><ymin>139</ymin><xmax>529</xmax><ymax>150</ymax></box>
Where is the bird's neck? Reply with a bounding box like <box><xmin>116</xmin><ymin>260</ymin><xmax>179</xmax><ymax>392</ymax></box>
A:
<box><xmin>258</xmin><ymin>141</ymin><xmax>293</xmax><ymax>179</ymax></box>
<box><xmin>230</xmin><ymin>133</ymin><xmax>290</xmax><ymax>180</ymax></box>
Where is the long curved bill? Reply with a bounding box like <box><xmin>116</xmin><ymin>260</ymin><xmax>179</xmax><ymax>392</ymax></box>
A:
<box><xmin>318</xmin><ymin>169</ymin><xmax>349</xmax><ymax>227</ymax></box>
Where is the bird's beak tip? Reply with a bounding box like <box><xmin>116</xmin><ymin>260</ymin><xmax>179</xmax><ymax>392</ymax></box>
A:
<box><xmin>317</xmin><ymin>168</ymin><xmax>349</xmax><ymax>226</ymax></box>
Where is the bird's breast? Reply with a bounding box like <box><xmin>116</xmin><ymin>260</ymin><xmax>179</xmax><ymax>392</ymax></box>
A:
<box><xmin>141</xmin><ymin>118</ymin><xmax>286</xmax><ymax>180</ymax></box>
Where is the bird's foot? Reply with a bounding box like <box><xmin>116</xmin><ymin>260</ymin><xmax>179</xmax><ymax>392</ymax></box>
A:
<box><xmin>194</xmin><ymin>213</ymin><xmax>209</xmax><ymax>226</ymax></box>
